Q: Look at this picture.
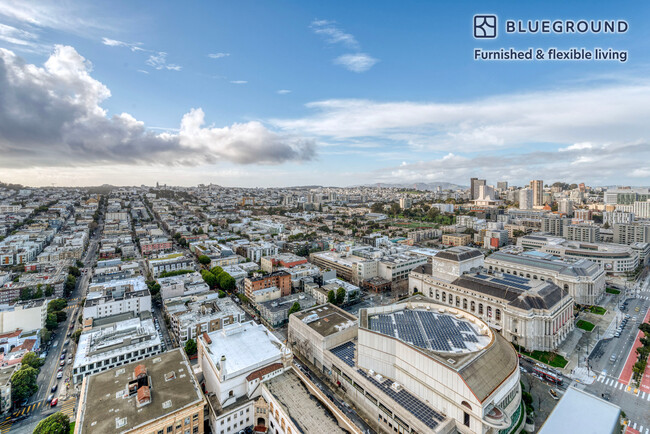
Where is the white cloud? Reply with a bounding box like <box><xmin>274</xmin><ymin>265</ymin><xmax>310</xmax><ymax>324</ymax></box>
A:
<box><xmin>0</xmin><ymin>46</ymin><xmax>315</xmax><ymax>168</ymax></box>
<box><xmin>146</xmin><ymin>52</ymin><xmax>182</xmax><ymax>71</ymax></box>
<box><xmin>559</xmin><ymin>142</ymin><xmax>593</xmax><ymax>152</ymax></box>
<box><xmin>0</xmin><ymin>23</ymin><xmax>38</xmax><ymax>46</ymax></box>
<box><xmin>273</xmin><ymin>83</ymin><xmax>650</xmax><ymax>152</ymax></box>
<box><xmin>334</xmin><ymin>53</ymin><xmax>378</xmax><ymax>73</ymax></box>
<box><xmin>230</xmin><ymin>80</ymin><xmax>247</xmax><ymax>84</ymax></box>
<box><xmin>137</xmin><ymin>69</ymin><xmax>149</xmax><ymax>74</ymax></box>
<box><xmin>208</xmin><ymin>52</ymin><xmax>230</xmax><ymax>59</ymax></box>
<box><xmin>310</xmin><ymin>20</ymin><xmax>359</xmax><ymax>49</ymax></box>
<box><xmin>277</xmin><ymin>89</ymin><xmax>291</xmax><ymax>94</ymax></box>
<box><xmin>102</xmin><ymin>37</ymin><xmax>144</xmax><ymax>52</ymax></box>
<box><xmin>0</xmin><ymin>1</ymin><xmax>110</xmax><ymax>36</ymax></box>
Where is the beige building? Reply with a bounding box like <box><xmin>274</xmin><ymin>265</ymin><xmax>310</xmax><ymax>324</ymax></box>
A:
<box><xmin>75</xmin><ymin>348</ymin><xmax>206</xmax><ymax>434</ymax></box>
<box><xmin>0</xmin><ymin>299</ymin><xmax>47</xmax><ymax>334</ymax></box>
<box><xmin>442</xmin><ymin>233</ymin><xmax>472</xmax><ymax>246</ymax></box>
<box><xmin>409</xmin><ymin>247</ymin><xmax>574</xmax><ymax>352</ymax></box>
<box><xmin>531</xmin><ymin>180</ymin><xmax>544</xmax><ymax>206</ymax></box>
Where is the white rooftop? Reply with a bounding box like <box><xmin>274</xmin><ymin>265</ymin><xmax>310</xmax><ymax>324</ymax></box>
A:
<box><xmin>204</xmin><ymin>321</ymin><xmax>285</xmax><ymax>379</ymax></box>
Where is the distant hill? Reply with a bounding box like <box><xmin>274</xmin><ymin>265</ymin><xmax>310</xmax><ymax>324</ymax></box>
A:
<box><xmin>358</xmin><ymin>182</ymin><xmax>466</xmax><ymax>191</ymax></box>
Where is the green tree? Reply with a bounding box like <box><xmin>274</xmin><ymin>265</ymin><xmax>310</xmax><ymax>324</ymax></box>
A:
<box><xmin>184</xmin><ymin>338</ymin><xmax>197</xmax><ymax>356</ymax></box>
<box><xmin>198</xmin><ymin>255</ymin><xmax>211</xmax><ymax>265</ymax></box>
<box><xmin>48</xmin><ymin>298</ymin><xmax>67</xmax><ymax>313</ymax></box>
<box><xmin>56</xmin><ymin>310</ymin><xmax>67</xmax><ymax>322</ymax></box>
<box><xmin>218</xmin><ymin>290</ymin><xmax>226</xmax><ymax>298</ymax></box>
<box><xmin>288</xmin><ymin>302</ymin><xmax>301</xmax><ymax>316</ymax></box>
<box><xmin>11</xmin><ymin>365</ymin><xmax>38</xmax><ymax>402</ymax></box>
<box><xmin>335</xmin><ymin>287</ymin><xmax>346</xmax><ymax>305</ymax></box>
<box><xmin>71</xmin><ymin>329</ymin><xmax>82</xmax><ymax>344</ymax></box>
<box><xmin>33</xmin><ymin>412</ymin><xmax>70</xmax><ymax>434</ymax></box>
<box><xmin>21</xmin><ymin>352</ymin><xmax>44</xmax><ymax>370</ymax></box>
<box><xmin>68</xmin><ymin>266</ymin><xmax>81</xmax><ymax>277</ymax></box>
<box><xmin>40</xmin><ymin>328</ymin><xmax>51</xmax><ymax>344</ymax></box>
<box><xmin>219</xmin><ymin>273</ymin><xmax>236</xmax><ymax>292</ymax></box>
<box><xmin>75</xmin><ymin>260</ymin><xmax>84</xmax><ymax>268</ymax></box>
<box><xmin>327</xmin><ymin>290</ymin><xmax>336</xmax><ymax>304</ymax></box>
<box><xmin>389</xmin><ymin>203</ymin><xmax>401</xmax><ymax>216</ymax></box>
<box><xmin>44</xmin><ymin>285</ymin><xmax>53</xmax><ymax>297</ymax></box>
<box><xmin>46</xmin><ymin>313</ymin><xmax>58</xmax><ymax>331</ymax></box>
<box><xmin>370</xmin><ymin>202</ymin><xmax>385</xmax><ymax>213</ymax></box>
<box><xmin>201</xmin><ymin>270</ymin><xmax>217</xmax><ymax>289</ymax></box>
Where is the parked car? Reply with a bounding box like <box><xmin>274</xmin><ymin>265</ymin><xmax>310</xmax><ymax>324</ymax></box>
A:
<box><xmin>57</xmin><ymin>371</ymin><xmax>63</xmax><ymax>379</ymax></box>
<box><xmin>60</xmin><ymin>360</ymin><xmax>65</xmax><ymax>367</ymax></box>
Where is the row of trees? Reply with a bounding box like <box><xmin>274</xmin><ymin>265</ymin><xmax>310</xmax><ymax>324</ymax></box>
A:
<box><xmin>34</xmin><ymin>412</ymin><xmax>71</xmax><ymax>434</ymax></box>
<box><xmin>45</xmin><ymin>298</ymin><xmax>68</xmax><ymax>332</ymax></box>
<box><xmin>11</xmin><ymin>351</ymin><xmax>44</xmax><ymax>404</ymax></box>
<box><xmin>200</xmin><ymin>266</ymin><xmax>236</xmax><ymax>292</ymax></box>
<box><xmin>327</xmin><ymin>287</ymin><xmax>347</xmax><ymax>306</ymax></box>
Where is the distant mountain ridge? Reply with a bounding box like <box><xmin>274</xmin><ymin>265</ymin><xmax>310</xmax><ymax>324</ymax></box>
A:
<box><xmin>358</xmin><ymin>182</ymin><xmax>466</xmax><ymax>191</ymax></box>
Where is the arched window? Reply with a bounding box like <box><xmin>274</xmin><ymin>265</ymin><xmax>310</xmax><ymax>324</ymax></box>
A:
<box><xmin>442</xmin><ymin>292</ymin><xmax>446</xmax><ymax>302</ymax></box>
<box><xmin>463</xmin><ymin>298</ymin><xmax>468</xmax><ymax>310</ymax></box>
<box><xmin>487</xmin><ymin>306</ymin><xmax>492</xmax><ymax>318</ymax></box>
<box><xmin>478</xmin><ymin>304</ymin><xmax>483</xmax><ymax>315</ymax></box>
<box><xmin>471</xmin><ymin>301</ymin><xmax>476</xmax><ymax>312</ymax></box>
<box><xmin>436</xmin><ymin>290</ymin><xmax>440</xmax><ymax>300</ymax></box>
<box><xmin>526</xmin><ymin>273</ymin><xmax>530</xmax><ymax>278</ymax></box>
<box><xmin>456</xmin><ymin>296</ymin><xmax>460</xmax><ymax>307</ymax></box>
<box><xmin>496</xmin><ymin>309</ymin><xmax>501</xmax><ymax>321</ymax></box>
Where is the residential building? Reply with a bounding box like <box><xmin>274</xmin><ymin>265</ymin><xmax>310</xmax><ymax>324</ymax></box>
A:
<box><xmin>139</xmin><ymin>237</ymin><xmax>173</xmax><ymax>255</ymax></box>
<box><xmin>244</xmin><ymin>271</ymin><xmax>291</xmax><ymax>300</ymax></box>
<box><xmin>197</xmin><ymin>321</ymin><xmax>292</xmax><ymax>434</ymax></box>
<box><xmin>399</xmin><ymin>197</ymin><xmax>412</xmax><ymax>210</ymax></box>
<box><xmin>289</xmin><ymin>300</ymin><xmax>523</xmax><ymax>434</ymax></box>
<box><xmin>147</xmin><ymin>253</ymin><xmax>194</xmax><ymax>278</ymax></box>
<box><xmin>409</xmin><ymin>247</ymin><xmax>574</xmax><ymax>351</ymax></box>
<box><xmin>442</xmin><ymin>233</ymin><xmax>471</xmax><ymax>246</ymax></box>
<box><xmin>633</xmin><ymin>200</ymin><xmax>650</xmax><ymax>219</ymax></box>
<box><xmin>260</xmin><ymin>253</ymin><xmax>308</xmax><ymax>273</ymax></box>
<box><xmin>258</xmin><ymin>293</ymin><xmax>317</xmax><ymax>327</ymax></box>
<box><xmin>164</xmin><ymin>292</ymin><xmax>244</xmax><ymax>344</ymax></box>
<box><xmin>75</xmin><ymin>348</ymin><xmax>206</xmax><ymax>434</ymax></box>
<box><xmin>613</xmin><ymin>223</ymin><xmax>650</xmax><ymax>245</ymax></box>
<box><xmin>470</xmin><ymin>178</ymin><xmax>486</xmax><ymax>201</ymax></box>
<box><xmin>603</xmin><ymin>211</ymin><xmax>634</xmax><ymax>226</ymax></box>
<box><xmin>84</xmin><ymin>277</ymin><xmax>152</xmax><ymax>320</ymax></box>
<box><xmin>558</xmin><ymin>199</ymin><xmax>573</xmax><ymax>216</ymax></box>
<box><xmin>541</xmin><ymin>216</ymin><xmax>568</xmax><ymax>236</ymax></box>
<box><xmin>72</xmin><ymin>313</ymin><xmax>162</xmax><ymax>384</ymax></box>
<box><xmin>497</xmin><ymin>181</ymin><xmax>508</xmax><ymax>191</ymax></box>
<box><xmin>573</xmin><ymin>209</ymin><xmax>593</xmax><ymax>221</ymax></box>
<box><xmin>0</xmin><ymin>365</ymin><xmax>17</xmax><ymax>415</ymax></box>
<box><xmin>158</xmin><ymin>271</ymin><xmax>209</xmax><ymax>300</ymax></box>
<box><xmin>485</xmin><ymin>248</ymin><xmax>605</xmax><ymax>305</ymax></box>
<box><xmin>518</xmin><ymin>188</ymin><xmax>533</xmax><ymax>210</ymax></box>
<box><xmin>0</xmin><ymin>299</ymin><xmax>47</xmax><ymax>334</ymax></box>
<box><xmin>563</xmin><ymin>224</ymin><xmax>600</xmax><ymax>243</ymax></box>
<box><xmin>530</xmin><ymin>180</ymin><xmax>544</xmax><ymax>206</ymax></box>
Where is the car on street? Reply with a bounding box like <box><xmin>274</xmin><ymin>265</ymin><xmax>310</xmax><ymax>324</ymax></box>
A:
<box><xmin>47</xmin><ymin>394</ymin><xmax>54</xmax><ymax>404</ymax></box>
<box><xmin>51</xmin><ymin>384</ymin><xmax>58</xmax><ymax>393</ymax></box>
<box><xmin>57</xmin><ymin>371</ymin><xmax>63</xmax><ymax>379</ymax></box>
<box><xmin>50</xmin><ymin>398</ymin><xmax>58</xmax><ymax>407</ymax></box>
<box><xmin>60</xmin><ymin>354</ymin><xmax>66</xmax><ymax>360</ymax></box>
<box><xmin>60</xmin><ymin>360</ymin><xmax>65</xmax><ymax>367</ymax></box>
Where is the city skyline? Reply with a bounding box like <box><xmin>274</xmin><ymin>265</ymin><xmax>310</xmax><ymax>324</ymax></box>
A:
<box><xmin>1</xmin><ymin>0</ymin><xmax>650</xmax><ymax>187</ymax></box>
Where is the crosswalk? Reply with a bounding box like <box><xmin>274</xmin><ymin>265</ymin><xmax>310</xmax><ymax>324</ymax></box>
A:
<box><xmin>626</xmin><ymin>421</ymin><xmax>650</xmax><ymax>434</ymax></box>
<box><xmin>596</xmin><ymin>374</ymin><xmax>650</xmax><ymax>400</ymax></box>
<box><xmin>12</xmin><ymin>401</ymin><xmax>42</xmax><ymax>417</ymax></box>
<box><xmin>59</xmin><ymin>397</ymin><xmax>76</xmax><ymax>420</ymax></box>
<box><xmin>0</xmin><ymin>418</ymin><xmax>12</xmax><ymax>434</ymax></box>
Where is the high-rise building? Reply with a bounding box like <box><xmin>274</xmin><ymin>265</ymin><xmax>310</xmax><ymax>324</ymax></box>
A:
<box><xmin>470</xmin><ymin>178</ymin><xmax>486</xmax><ymax>200</ymax></box>
<box><xmin>530</xmin><ymin>180</ymin><xmax>544</xmax><ymax>206</ymax></box>
<box><xmin>497</xmin><ymin>181</ymin><xmax>508</xmax><ymax>191</ymax></box>
<box><xmin>519</xmin><ymin>188</ymin><xmax>533</xmax><ymax>209</ymax></box>
<box><xmin>559</xmin><ymin>199</ymin><xmax>573</xmax><ymax>216</ymax></box>
<box><xmin>399</xmin><ymin>196</ymin><xmax>413</xmax><ymax>209</ymax></box>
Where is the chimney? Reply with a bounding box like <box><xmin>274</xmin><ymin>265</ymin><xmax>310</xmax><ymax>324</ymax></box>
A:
<box><xmin>202</xmin><ymin>332</ymin><xmax>212</xmax><ymax>345</ymax></box>
<box><xmin>220</xmin><ymin>355</ymin><xmax>226</xmax><ymax>380</ymax></box>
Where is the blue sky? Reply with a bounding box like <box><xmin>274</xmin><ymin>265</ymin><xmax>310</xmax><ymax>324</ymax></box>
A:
<box><xmin>0</xmin><ymin>0</ymin><xmax>649</xmax><ymax>187</ymax></box>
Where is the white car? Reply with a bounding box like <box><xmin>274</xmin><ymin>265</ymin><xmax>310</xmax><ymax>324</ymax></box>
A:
<box><xmin>56</xmin><ymin>371</ymin><xmax>63</xmax><ymax>379</ymax></box>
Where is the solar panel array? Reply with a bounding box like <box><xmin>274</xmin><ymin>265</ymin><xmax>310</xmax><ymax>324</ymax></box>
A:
<box><xmin>489</xmin><ymin>277</ymin><xmax>531</xmax><ymax>291</ymax></box>
<box><xmin>331</xmin><ymin>341</ymin><xmax>356</xmax><ymax>367</ymax></box>
<box><xmin>474</xmin><ymin>272</ymin><xmax>532</xmax><ymax>290</ymax></box>
<box><xmin>368</xmin><ymin>309</ymin><xmax>479</xmax><ymax>352</ymax></box>
<box><xmin>357</xmin><ymin>369</ymin><xmax>445</xmax><ymax>429</ymax></box>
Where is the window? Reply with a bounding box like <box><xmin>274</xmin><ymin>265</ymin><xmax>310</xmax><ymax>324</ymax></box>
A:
<box><xmin>478</xmin><ymin>304</ymin><xmax>483</xmax><ymax>315</ymax></box>
<box><xmin>464</xmin><ymin>412</ymin><xmax>470</xmax><ymax>427</ymax></box>
<box><xmin>185</xmin><ymin>417</ymin><xmax>190</xmax><ymax>425</ymax></box>
<box><xmin>167</xmin><ymin>427</ymin><xmax>173</xmax><ymax>433</ymax></box>
<box><xmin>496</xmin><ymin>309</ymin><xmax>501</xmax><ymax>321</ymax></box>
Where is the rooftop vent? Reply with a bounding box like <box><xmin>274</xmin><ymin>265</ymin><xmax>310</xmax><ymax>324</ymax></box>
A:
<box><xmin>165</xmin><ymin>371</ymin><xmax>176</xmax><ymax>382</ymax></box>
<box><xmin>447</xmin><ymin>359</ymin><xmax>456</xmax><ymax>365</ymax></box>
<box><xmin>115</xmin><ymin>417</ymin><xmax>127</xmax><ymax>429</ymax></box>
<box><xmin>162</xmin><ymin>400</ymin><xmax>172</xmax><ymax>409</ymax></box>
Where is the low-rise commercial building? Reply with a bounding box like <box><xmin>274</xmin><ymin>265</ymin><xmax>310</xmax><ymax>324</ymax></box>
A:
<box><xmin>442</xmin><ymin>233</ymin><xmax>472</xmax><ymax>246</ymax></box>
<box><xmin>75</xmin><ymin>348</ymin><xmax>206</xmax><ymax>434</ymax></box>
<box><xmin>244</xmin><ymin>271</ymin><xmax>291</xmax><ymax>301</ymax></box>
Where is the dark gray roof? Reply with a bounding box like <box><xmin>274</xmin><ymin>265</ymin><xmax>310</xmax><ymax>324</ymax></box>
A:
<box><xmin>435</xmin><ymin>247</ymin><xmax>483</xmax><ymax>262</ymax></box>
<box><xmin>452</xmin><ymin>275</ymin><xmax>567</xmax><ymax>311</ymax></box>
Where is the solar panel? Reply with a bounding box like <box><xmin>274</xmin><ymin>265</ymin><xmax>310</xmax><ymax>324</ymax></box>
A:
<box><xmin>331</xmin><ymin>341</ymin><xmax>356</xmax><ymax>367</ymax></box>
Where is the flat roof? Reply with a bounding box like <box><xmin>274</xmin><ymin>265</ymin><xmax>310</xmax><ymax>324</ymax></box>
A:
<box><xmin>203</xmin><ymin>321</ymin><xmax>284</xmax><ymax>378</ymax></box>
<box><xmin>265</xmin><ymin>369</ymin><xmax>345</xmax><ymax>433</ymax></box>
<box><xmin>539</xmin><ymin>387</ymin><xmax>620</xmax><ymax>434</ymax></box>
<box><xmin>292</xmin><ymin>304</ymin><xmax>357</xmax><ymax>338</ymax></box>
<box><xmin>78</xmin><ymin>349</ymin><xmax>204</xmax><ymax>433</ymax></box>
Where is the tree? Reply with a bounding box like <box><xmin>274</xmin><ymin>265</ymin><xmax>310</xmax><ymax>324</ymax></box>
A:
<box><xmin>56</xmin><ymin>310</ymin><xmax>67</xmax><ymax>323</ymax></box>
<box><xmin>21</xmin><ymin>352</ymin><xmax>44</xmax><ymax>370</ymax></box>
<box><xmin>64</xmin><ymin>275</ymin><xmax>76</xmax><ymax>295</ymax></box>
<box><xmin>219</xmin><ymin>273</ymin><xmax>236</xmax><ymax>292</ymax></box>
<box><xmin>48</xmin><ymin>298</ymin><xmax>67</xmax><ymax>313</ymax></box>
<box><xmin>44</xmin><ymin>285</ymin><xmax>53</xmax><ymax>297</ymax></box>
<box><xmin>71</xmin><ymin>329</ymin><xmax>82</xmax><ymax>344</ymax></box>
<box><xmin>40</xmin><ymin>328</ymin><xmax>51</xmax><ymax>344</ymax></box>
<box><xmin>76</xmin><ymin>260</ymin><xmax>84</xmax><ymax>268</ymax></box>
<box><xmin>184</xmin><ymin>339</ymin><xmax>197</xmax><ymax>356</ymax></box>
<box><xmin>210</xmin><ymin>266</ymin><xmax>224</xmax><ymax>276</ymax></box>
<box><xmin>33</xmin><ymin>412</ymin><xmax>70</xmax><ymax>434</ymax></box>
<box><xmin>389</xmin><ymin>203</ymin><xmax>401</xmax><ymax>216</ymax></box>
<box><xmin>201</xmin><ymin>270</ymin><xmax>217</xmax><ymax>289</ymax></box>
<box><xmin>218</xmin><ymin>290</ymin><xmax>226</xmax><ymax>298</ymax></box>
<box><xmin>370</xmin><ymin>202</ymin><xmax>385</xmax><ymax>213</ymax></box>
<box><xmin>68</xmin><ymin>266</ymin><xmax>81</xmax><ymax>277</ymax></box>
<box><xmin>327</xmin><ymin>290</ymin><xmax>336</xmax><ymax>304</ymax></box>
<box><xmin>11</xmin><ymin>365</ymin><xmax>38</xmax><ymax>402</ymax></box>
<box><xmin>198</xmin><ymin>255</ymin><xmax>211</xmax><ymax>265</ymax></box>
<box><xmin>336</xmin><ymin>287</ymin><xmax>346</xmax><ymax>305</ymax></box>
<box><xmin>46</xmin><ymin>313</ymin><xmax>58</xmax><ymax>331</ymax></box>
<box><xmin>288</xmin><ymin>302</ymin><xmax>301</xmax><ymax>316</ymax></box>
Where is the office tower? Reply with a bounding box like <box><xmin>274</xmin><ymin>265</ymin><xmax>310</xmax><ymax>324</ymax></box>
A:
<box><xmin>519</xmin><ymin>188</ymin><xmax>533</xmax><ymax>209</ymax></box>
<box><xmin>530</xmin><ymin>180</ymin><xmax>544</xmax><ymax>206</ymax></box>
<box><xmin>470</xmin><ymin>178</ymin><xmax>486</xmax><ymax>200</ymax></box>
<box><xmin>497</xmin><ymin>181</ymin><xmax>508</xmax><ymax>191</ymax></box>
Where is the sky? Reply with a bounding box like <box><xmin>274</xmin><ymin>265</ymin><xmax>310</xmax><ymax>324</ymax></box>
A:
<box><xmin>0</xmin><ymin>0</ymin><xmax>649</xmax><ymax>188</ymax></box>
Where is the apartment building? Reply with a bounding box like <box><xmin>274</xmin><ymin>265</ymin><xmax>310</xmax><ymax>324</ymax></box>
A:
<box><xmin>140</xmin><ymin>237</ymin><xmax>173</xmax><ymax>255</ymax></box>
<box><xmin>244</xmin><ymin>270</ymin><xmax>291</xmax><ymax>300</ymax></box>
<box><xmin>84</xmin><ymin>277</ymin><xmax>152</xmax><ymax>320</ymax></box>
<box><xmin>564</xmin><ymin>224</ymin><xmax>600</xmax><ymax>243</ymax></box>
<box><xmin>442</xmin><ymin>233</ymin><xmax>471</xmax><ymax>246</ymax></box>
<box><xmin>147</xmin><ymin>252</ymin><xmax>194</xmax><ymax>278</ymax></box>
<box><xmin>75</xmin><ymin>348</ymin><xmax>206</xmax><ymax>434</ymax></box>
<box><xmin>260</xmin><ymin>253</ymin><xmax>307</xmax><ymax>273</ymax></box>
<box><xmin>613</xmin><ymin>223</ymin><xmax>650</xmax><ymax>245</ymax></box>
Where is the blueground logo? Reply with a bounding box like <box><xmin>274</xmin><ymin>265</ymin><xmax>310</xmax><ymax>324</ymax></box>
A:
<box><xmin>474</xmin><ymin>15</ymin><xmax>497</xmax><ymax>39</ymax></box>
